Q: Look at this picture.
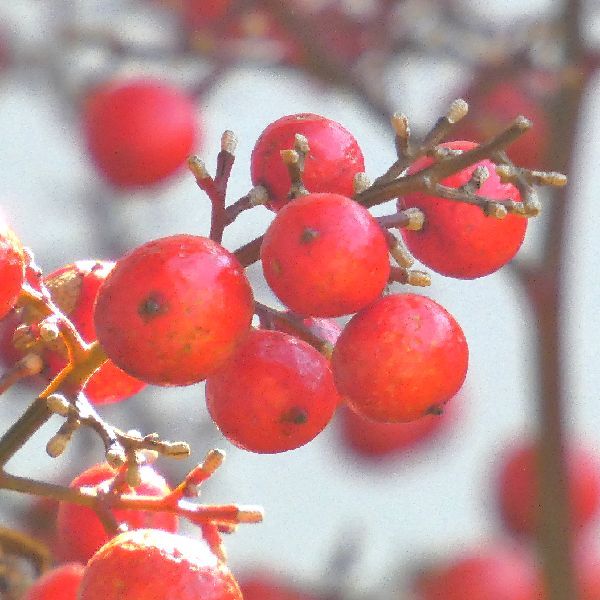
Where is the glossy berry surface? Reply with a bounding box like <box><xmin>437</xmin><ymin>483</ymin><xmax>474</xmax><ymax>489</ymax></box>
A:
<box><xmin>56</xmin><ymin>463</ymin><xmax>178</xmax><ymax>563</ymax></box>
<box><xmin>43</xmin><ymin>260</ymin><xmax>145</xmax><ymax>405</ymax></box>
<box><xmin>83</xmin><ymin>79</ymin><xmax>198</xmax><ymax>188</ymax></box>
<box><xmin>261</xmin><ymin>193</ymin><xmax>390</xmax><ymax>317</ymax></box>
<box><xmin>339</xmin><ymin>399</ymin><xmax>455</xmax><ymax>459</ymax></box>
<box><xmin>400</xmin><ymin>141</ymin><xmax>527</xmax><ymax>279</ymax></box>
<box><xmin>414</xmin><ymin>547</ymin><xmax>539</xmax><ymax>600</ymax></box>
<box><xmin>94</xmin><ymin>235</ymin><xmax>254</xmax><ymax>386</ymax></box>
<box><xmin>78</xmin><ymin>529</ymin><xmax>242</xmax><ymax>600</ymax></box>
<box><xmin>497</xmin><ymin>441</ymin><xmax>600</xmax><ymax>538</ymax></box>
<box><xmin>24</xmin><ymin>563</ymin><xmax>85</xmax><ymax>600</ymax></box>
<box><xmin>0</xmin><ymin>220</ymin><xmax>25</xmax><ymax>319</ymax></box>
<box><xmin>251</xmin><ymin>113</ymin><xmax>365</xmax><ymax>210</ymax></box>
<box><xmin>206</xmin><ymin>329</ymin><xmax>339</xmax><ymax>453</ymax></box>
<box><xmin>269</xmin><ymin>312</ymin><xmax>341</xmax><ymax>353</ymax></box>
<box><xmin>332</xmin><ymin>293</ymin><xmax>468</xmax><ymax>422</ymax></box>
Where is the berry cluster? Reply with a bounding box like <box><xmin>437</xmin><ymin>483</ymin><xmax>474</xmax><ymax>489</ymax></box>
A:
<box><xmin>0</xmin><ymin>90</ymin><xmax>567</xmax><ymax>599</ymax></box>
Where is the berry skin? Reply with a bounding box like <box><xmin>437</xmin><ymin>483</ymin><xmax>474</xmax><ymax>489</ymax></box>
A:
<box><xmin>83</xmin><ymin>79</ymin><xmax>198</xmax><ymax>188</ymax></box>
<box><xmin>497</xmin><ymin>441</ymin><xmax>600</xmax><ymax>538</ymax></box>
<box><xmin>414</xmin><ymin>547</ymin><xmax>540</xmax><ymax>600</ymax></box>
<box><xmin>56</xmin><ymin>463</ymin><xmax>178</xmax><ymax>564</ymax></box>
<box><xmin>240</xmin><ymin>572</ymin><xmax>321</xmax><ymax>600</ymax></box>
<box><xmin>94</xmin><ymin>235</ymin><xmax>254</xmax><ymax>386</ymax></box>
<box><xmin>206</xmin><ymin>329</ymin><xmax>339</xmax><ymax>453</ymax></box>
<box><xmin>261</xmin><ymin>193</ymin><xmax>390</xmax><ymax>317</ymax></box>
<box><xmin>331</xmin><ymin>293</ymin><xmax>468</xmax><ymax>422</ymax></box>
<box><xmin>78</xmin><ymin>529</ymin><xmax>242</xmax><ymax>600</ymax></box>
<box><xmin>269</xmin><ymin>312</ymin><xmax>341</xmax><ymax>353</ymax></box>
<box><xmin>0</xmin><ymin>219</ymin><xmax>25</xmax><ymax>319</ymax></box>
<box><xmin>24</xmin><ymin>563</ymin><xmax>85</xmax><ymax>600</ymax></box>
<box><xmin>339</xmin><ymin>397</ymin><xmax>455</xmax><ymax>459</ymax></box>
<box><xmin>251</xmin><ymin>114</ymin><xmax>365</xmax><ymax>210</ymax></box>
<box><xmin>42</xmin><ymin>260</ymin><xmax>145</xmax><ymax>405</ymax></box>
<box><xmin>399</xmin><ymin>141</ymin><xmax>527</xmax><ymax>279</ymax></box>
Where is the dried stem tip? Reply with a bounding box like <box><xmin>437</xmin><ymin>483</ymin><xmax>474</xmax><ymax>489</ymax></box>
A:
<box><xmin>294</xmin><ymin>134</ymin><xmax>310</xmax><ymax>154</ymax></box>
<box><xmin>106</xmin><ymin>444</ymin><xmax>127</xmax><ymax>468</ymax></box>
<box><xmin>221</xmin><ymin>130</ymin><xmax>237</xmax><ymax>154</ymax></box>
<box><xmin>280</xmin><ymin>149</ymin><xmax>300</xmax><ymax>165</ymax></box>
<box><xmin>46</xmin><ymin>393</ymin><xmax>71</xmax><ymax>416</ymax></box>
<box><xmin>446</xmin><ymin>98</ymin><xmax>469</xmax><ymax>124</ymax></box>
<box><xmin>353</xmin><ymin>172</ymin><xmax>371</xmax><ymax>195</ymax></box>
<box><xmin>407</xmin><ymin>270</ymin><xmax>432</xmax><ymax>287</ymax></box>
<box><xmin>236</xmin><ymin>506</ymin><xmax>265</xmax><ymax>523</ymax></box>
<box><xmin>163</xmin><ymin>441</ymin><xmax>191</xmax><ymax>458</ymax></box>
<box><xmin>46</xmin><ymin>433</ymin><xmax>69</xmax><ymax>458</ymax></box>
<box><xmin>248</xmin><ymin>185</ymin><xmax>269</xmax><ymax>206</ymax></box>
<box><xmin>187</xmin><ymin>156</ymin><xmax>210</xmax><ymax>180</ymax></box>
<box><xmin>402</xmin><ymin>208</ymin><xmax>425</xmax><ymax>231</ymax></box>
<box><xmin>391</xmin><ymin>112</ymin><xmax>410</xmax><ymax>138</ymax></box>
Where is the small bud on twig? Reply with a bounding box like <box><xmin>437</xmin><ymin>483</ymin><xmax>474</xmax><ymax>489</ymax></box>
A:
<box><xmin>187</xmin><ymin>156</ymin><xmax>210</xmax><ymax>180</ymax></box>
<box><xmin>220</xmin><ymin>130</ymin><xmax>237</xmax><ymax>155</ymax></box>
<box><xmin>446</xmin><ymin>98</ymin><xmax>469</xmax><ymax>124</ymax></box>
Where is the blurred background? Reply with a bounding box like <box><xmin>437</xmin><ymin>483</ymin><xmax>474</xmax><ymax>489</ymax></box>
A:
<box><xmin>0</xmin><ymin>0</ymin><xmax>599</xmax><ymax>598</ymax></box>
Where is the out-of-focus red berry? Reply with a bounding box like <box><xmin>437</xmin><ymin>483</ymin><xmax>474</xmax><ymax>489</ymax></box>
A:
<box><xmin>56</xmin><ymin>463</ymin><xmax>178</xmax><ymax>564</ymax></box>
<box><xmin>340</xmin><ymin>396</ymin><xmax>457</xmax><ymax>459</ymax></box>
<box><xmin>497</xmin><ymin>441</ymin><xmax>600</xmax><ymax>539</ymax></box>
<box><xmin>0</xmin><ymin>219</ymin><xmax>25</xmax><ymax>319</ymax></box>
<box><xmin>251</xmin><ymin>113</ymin><xmax>365</xmax><ymax>210</ymax></box>
<box><xmin>181</xmin><ymin>0</ymin><xmax>232</xmax><ymax>30</ymax></box>
<box><xmin>332</xmin><ymin>294</ymin><xmax>468</xmax><ymax>422</ymax></box>
<box><xmin>42</xmin><ymin>260</ymin><xmax>145</xmax><ymax>405</ymax></box>
<box><xmin>400</xmin><ymin>141</ymin><xmax>527</xmax><ymax>279</ymax></box>
<box><xmin>240</xmin><ymin>572</ymin><xmax>321</xmax><ymax>600</ymax></box>
<box><xmin>83</xmin><ymin>79</ymin><xmax>198</xmax><ymax>188</ymax></box>
<box><xmin>261</xmin><ymin>193</ymin><xmax>390</xmax><ymax>317</ymax></box>
<box><xmin>206</xmin><ymin>329</ymin><xmax>339</xmax><ymax>453</ymax></box>
<box><xmin>94</xmin><ymin>235</ymin><xmax>254</xmax><ymax>386</ymax></box>
<box><xmin>414</xmin><ymin>546</ymin><xmax>540</xmax><ymax>600</ymax></box>
<box><xmin>24</xmin><ymin>563</ymin><xmax>85</xmax><ymax>600</ymax></box>
<box><xmin>78</xmin><ymin>529</ymin><xmax>242</xmax><ymax>600</ymax></box>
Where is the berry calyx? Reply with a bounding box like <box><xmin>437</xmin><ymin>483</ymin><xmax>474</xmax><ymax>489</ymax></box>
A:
<box><xmin>399</xmin><ymin>140</ymin><xmax>527</xmax><ymax>279</ymax></box>
<box><xmin>78</xmin><ymin>529</ymin><xmax>242</xmax><ymax>600</ymax></box>
<box><xmin>94</xmin><ymin>235</ymin><xmax>254</xmax><ymax>386</ymax></box>
<box><xmin>497</xmin><ymin>441</ymin><xmax>600</xmax><ymax>538</ymax></box>
<box><xmin>56</xmin><ymin>463</ymin><xmax>178</xmax><ymax>563</ymax></box>
<box><xmin>261</xmin><ymin>193</ymin><xmax>390</xmax><ymax>317</ymax></box>
<box><xmin>83</xmin><ymin>78</ymin><xmax>198</xmax><ymax>188</ymax></box>
<box><xmin>42</xmin><ymin>260</ymin><xmax>146</xmax><ymax>405</ymax></box>
<box><xmin>331</xmin><ymin>293</ymin><xmax>468</xmax><ymax>422</ymax></box>
<box><xmin>251</xmin><ymin>113</ymin><xmax>365</xmax><ymax>210</ymax></box>
<box><xmin>24</xmin><ymin>563</ymin><xmax>85</xmax><ymax>600</ymax></box>
<box><xmin>206</xmin><ymin>329</ymin><xmax>339</xmax><ymax>453</ymax></box>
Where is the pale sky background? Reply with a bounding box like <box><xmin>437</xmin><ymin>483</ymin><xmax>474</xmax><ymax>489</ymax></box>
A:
<box><xmin>0</xmin><ymin>1</ymin><xmax>599</xmax><ymax>598</ymax></box>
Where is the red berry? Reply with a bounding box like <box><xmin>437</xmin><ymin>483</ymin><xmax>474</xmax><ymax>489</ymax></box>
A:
<box><xmin>0</xmin><ymin>219</ymin><xmax>25</xmax><ymax>319</ymax></box>
<box><xmin>78</xmin><ymin>529</ymin><xmax>242</xmax><ymax>600</ymax></box>
<box><xmin>83</xmin><ymin>79</ymin><xmax>198</xmax><ymax>188</ymax></box>
<box><xmin>339</xmin><ymin>398</ymin><xmax>456</xmax><ymax>459</ymax></box>
<box><xmin>181</xmin><ymin>0</ymin><xmax>232</xmax><ymax>31</ymax></box>
<box><xmin>455</xmin><ymin>78</ymin><xmax>551</xmax><ymax>169</ymax></box>
<box><xmin>497</xmin><ymin>441</ymin><xmax>600</xmax><ymax>538</ymax></box>
<box><xmin>399</xmin><ymin>141</ymin><xmax>527</xmax><ymax>279</ymax></box>
<box><xmin>269</xmin><ymin>312</ymin><xmax>341</xmax><ymax>350</ymax></box>
<box><xmin>251</xmin><ymin>114</ymin><xmax>365</xmax><ymax>210</ymax></box>
<box><xmin>56</xmin><ymin>463</ymin><xmax>178</xmax><ymax>563</ymax></box>
<box><xmin>206</xmin><ymin>329</ymin><xmax>339</xmax><ymax>453</ymax></box>
<box><xmin>43</xmin><ymin>260</ymin><xmax>145</xmax><ymax>405</ymax></box>
<box><xmin>24</xmin><ymin>563</ymin><xmax>85</xmax><ymax>600</ymax></box>
<box><xmin>261</xmin><ymin>193</ymin><xmax>390</xmax><ymax>317</ymax></box>
<box><xmin>94</xmin><ymin>235</ymin><xmax>254</xmax><ymax>386</ymax></box>
<box><xmin>331</xmin><ymin>293</ymin><xmax>468</xmax><ymax>422</ymax></box>
<box><xmin>414</xmin><ymin>546</ymin><xmax>539</xmax><ymax>600</ymax></box>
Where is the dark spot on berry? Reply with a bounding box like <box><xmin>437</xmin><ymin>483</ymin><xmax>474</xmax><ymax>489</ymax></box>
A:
<box><xmin>138</xmin><ymin>292</ymin><xmax>169</xmax><ymax>323</ymax></box>
<box><xmin>300</xmin><ymin>227</ymin><xmax>319</xmax><ymax>244</ymax></box>
<box><xmin>426</xmin><ymin>404</ymin><xmax>444</xmax><ymax>416</ymax></box>
<box><xmin>280</xmin><ymin>406</ymin><xmax>309</xmax><ymax>425</ymax></box>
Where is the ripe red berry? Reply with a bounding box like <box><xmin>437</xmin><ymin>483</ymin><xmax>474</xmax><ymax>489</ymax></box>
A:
<box><xmin>78</xmin><ymin>529</ymin><xmax>242</xmax><ymax>600</ymax></box>
<box><xmin>83</xmin><ymin>79</ymin><xmax>198</xmax><ymax>188</ymax></box>
<box><xmin>42</xmin><ymin>260</ymin><xmax>145</xmax><ymax>405</ymax></box>
<box><xmin>331</xmin><ymin>293</ymin><xmax>468</xmax><ymax>422</ymax></box>
<box><xmin>414</xmin><ymin>546</ymin><xmax>540</xmax><ymax>600</ymax></box>
<box><xmin>339</xmin><ymin>397</ymin><xmax>456</xmax><ymax>459</ymax></box>
<box><xmin>0</xmin><ymin>219</ymin><xmax>25</xmax><ymax>319</ymax></box>
<box><xmin>206</xmin><ymin>329</ymin><xmax>339</xmax><ymax>453</ymax></box>
<box><xmin>94</xmin><ymin>235</ymin><xmax>254</xmax><ymax>386</ymax></box>
<box><xmin>261</xmin><ymin>193</ymin><xmax>390</xmax><ymax>317</ymax></box>
<box><xmin>56</xmin><ymin>463</ymin><xmax>178</xmax><ymax>563</ymax></box>
<box><xmin>399</xmin><ymin>140</ymin><xmax>527</xmax><ymax>279</ymax></box>
<box><xmin>497</xmin><ymin>441</ymin><xmax>600</xmax><ymax>538</ymax></box>
<box><xmin>251</xmin><ymin>114</ymin><xmax>365</xmax><ymax>210</ymax></box>
<box><xmin>24</xmin><ymin>563</ymin><xmax>85</xmax><ymax>600</ymax></box>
